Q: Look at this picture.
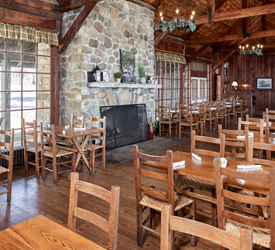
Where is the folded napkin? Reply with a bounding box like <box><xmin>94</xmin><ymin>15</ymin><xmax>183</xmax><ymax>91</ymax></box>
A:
<box><xmin>220</xmin><ymin>157</ymin><xmax>227</xmax><ymax>168</ymax></box>
<box><xmin>236</xmin><ymin>178</ymin><xmax>245</xmax><ymax>185</ymax></box>
<box><xmin>65</xmin><ymin>125</ymin><xmax>69</xmax><ymax>130</ymax></box>
<box><xmin>74</xmin><ymin>128</ymin><xmax>86</xmax><ymax>131</ymax></box>
<box><xmin>192</xmin><ymin>153</ymin><xmax>201</xmax><ymax>161</ymax></box>
<box><xmin>237</xmin><ymin>165</ymin><xmax>262</xmax><ymax>170</ymax></box>
<box><xmin>257</xmin><ymin>122</ymin><xmax>272</xmax><ymax>127</ymax></box>
<box><xmin>62</xmin><ymin>130</ymin><xmax>66</xmax><ymax>135</ymax></box>
<box><xmin>173</xmin><ymin>160</ymin><xmax>185</xmax><ymax>170</ymax></box>
<box><xmin>236</xmin><ymin>132</ymin><xmax>254</xmax><ymax>140</ymax></box>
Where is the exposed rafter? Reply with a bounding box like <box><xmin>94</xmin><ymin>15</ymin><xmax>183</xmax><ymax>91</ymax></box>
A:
<box><xmin>58</xmin><ymin>1</ymin><xmax>98</xmax><ymax>53</ymax></box>
<box><xmin>213</xmin><ymin>50</ymin><xmax>237</xmax><ymax>71</ymax></box>
<box><xmin>58</xmin><ymin>0</ymin><xmax>100</xmax><ymax>12</ymax></box>
<box><xmin>155</xmin><ymin>30</ymin><xmax>170</xmax><ymax>47</ymax></box>
<box><xmin>183</xmin><ymin>44</ymin><xmax>210</xmax><ymax>68</ymax></box>
<box><xmin>186</xmin><ymin>29</ymin><xmax>275</xmax><ymax>44</ymax></box>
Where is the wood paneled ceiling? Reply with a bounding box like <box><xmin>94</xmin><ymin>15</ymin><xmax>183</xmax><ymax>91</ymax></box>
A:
<box><xmin>152</xmin><ymin>0</ymin><xmax>275</xmax><ymax>52</ymax></box>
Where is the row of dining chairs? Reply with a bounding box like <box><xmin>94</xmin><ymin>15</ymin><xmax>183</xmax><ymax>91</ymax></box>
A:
<box><xmin>23</xmin><ymin>114</ymin><xmax>106</xmax><ymax>184</ymax></box>
<box><xmin>135</xmin><ymin>124</ymin><xmax>275</xmax><ymax>249</ymax></box>
<box><xmin>158</xmin><ymin>99</ymin><xmax>249</xmax><ymax>138</ymax></box>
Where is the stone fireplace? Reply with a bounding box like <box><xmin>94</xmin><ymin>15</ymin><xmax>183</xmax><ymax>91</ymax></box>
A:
<box><xmin>61</xmin><ymin>0</ymin><xmax>158</xmax><ymax>127</ymax></box>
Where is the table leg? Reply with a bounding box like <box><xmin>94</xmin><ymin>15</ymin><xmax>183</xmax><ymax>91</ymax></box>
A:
<box><xmin>72</xmin><ymin>136</ymin><xmax>92</xmax><ymax>173</ymax></box>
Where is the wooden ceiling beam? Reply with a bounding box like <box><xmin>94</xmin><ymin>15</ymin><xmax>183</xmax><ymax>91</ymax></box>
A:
<box><xmin>127</xmin><ymin>0</ymin><xmax>156</xmax><ymax>11</ymax></box>
<box><xmin>0</xmin><ymin>0</ymin><xmax>62</xmax><ymax>20</ymax></box>
<box><xmin>183</xmin><ymin>44</ymin><xmax>210</xmax><ymax>68</ymax></box>
<box><xmin>242</xmin><ymin>0</ymin><xmax>248</xmax><ymax>35</ymax></box>
<box><xmin>59</xmin><ymin>0</ymin><xmax>100</xmax><ymax>12</ymax></box>
<box><xmin>213</xmin><ymin>50</ymin><xmax>237</xmax><ymax>71</ymax></box>
<box><xmin>155</xmin><ymin>0</ymin><xmax>168</xmax><ymax>11</ymax></box>
<box><xmin>216</xmin><ymin>42</ymin><xmax>275</xmax><ymax>51</ymax></box>
<box><xmin>187</xmin><ymin>29</ymin><xmax>275</xmax><ymax>44</ymax></box>
<box><xmin>155</xmin><ymin>0</ymin><xmax>273</xmax><ymax>29</ymax></box>
<box><xmin>155</xmin><ymin>30</ymin><xmax>169</xmax><ymax>46</ymax></box>
<box><xmin>59</xmin><ymin>1</ymin><xmax>97</xmax><ymax>53</ymax></box>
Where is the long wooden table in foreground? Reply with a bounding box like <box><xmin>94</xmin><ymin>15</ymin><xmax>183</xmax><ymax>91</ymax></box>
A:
<box><xmin>0</xmin><ymin>215</ymin><xmax>105</xmax><ymax>250</ymax></box>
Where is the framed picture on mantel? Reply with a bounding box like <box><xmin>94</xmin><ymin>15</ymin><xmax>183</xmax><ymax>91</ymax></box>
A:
<box><xmin>120</xmin><ymin>49</ymin><xmax>136</xmax><ymax>83</ymax></box>
<box><xmin>256</xmin><ymin>77</ymin><xmax>273</xmax><ymax>90</ymax></box>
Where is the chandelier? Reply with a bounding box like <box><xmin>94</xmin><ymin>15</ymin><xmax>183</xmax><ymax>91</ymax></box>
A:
<box><xmin>159</xmin><ymin>0</ymin><xmax>196</xmax><ymax>33</ymax></box>
<box><xmin>239</xmin><ymin>44</ymin><xmax>263</xmax><ymax>56</ymax></box>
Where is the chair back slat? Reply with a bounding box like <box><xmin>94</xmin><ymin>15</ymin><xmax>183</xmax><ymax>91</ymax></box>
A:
<box><xmin>160</xmin><ymin>204</ymin><xmax>253</xmax><ymax>250</ymax></box>
<box><xmin>191</xmin><ymin>130</ymin><xmax>225</xmax><ymax>157</ymax></box>
<box><xmin>68</xmin><ymin>172</ymin><xmax>120</xmax><ymax>250</ymax></box>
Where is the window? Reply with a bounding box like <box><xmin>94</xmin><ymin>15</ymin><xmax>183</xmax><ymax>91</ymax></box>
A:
<box><xmin>0</xmin><ymin>38</ymin><xmax>51</xmax><ymax>146</ymax></box>
<box><xmin>155</xmin><ymin>61</ymin><xmax>181</xmax><ymax>118</ymax></box>
<box><xmin>191</xmin><ymin>77</ymin><xmax>208</xmax><ymax>103</ymax></box>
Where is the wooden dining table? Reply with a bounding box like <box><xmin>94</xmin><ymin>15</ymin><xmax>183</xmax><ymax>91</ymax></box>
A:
<box><xmin>0</xmin><ymin>215</ymin><xmax>105</xmax><ymax>250</ymax></box>
<box><xmin>42</xmin><ymin>125</ymin><xmax>100</xmax><ymax>173</ymax></box>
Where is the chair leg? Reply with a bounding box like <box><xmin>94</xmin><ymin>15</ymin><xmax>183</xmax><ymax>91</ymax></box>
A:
<box><xmin>53</xmin><ymin>157</ymin><xmax>57</xmax><ymax>184</ymax></box>
<box><xmin>35</xmin><ymin>151</ymin><xmax>40</xmax><ymax>177</ymax></box>
<box><xmin>150</xmin><ymin>208</ymin><xmax>155</xmax><ymax>229</ymax></box>
<box><xmin>102</xmin><ymin>147</ymin><xmax>105</xmax><ymax>171</ymax></box>
<box><xmin>7</xmin><ymin>170</ymin><xmax>12</xmax><ymax>203</ymax></box>
<box><xmin>24</xmin><ymin>149</ymin><xmax>28</xmax><ymax>174</ymax></box>
<box><xmin>92</xmin><ymin>148</ymin><xmax>95</xmax><ymax>175</ymax></box>
<box><xmin>159</xmin><ymin>122</ymin><xmax>161</xmax><ymax>136</ymax></box>
<box><xmin>41</xmin><ymin>155</ymin><xmax>46</xmax><ymax>180</ymax></box>
<box><xmin>179</xmin><ymin>124</ymin><xmax>181</xmax><ymax>138</ymax></box>
<box><xmin>190</xmin><ymin>200</ymin><xmax>197</xmax><ymax>246</ymax></box>
<box><xmin>211</xmin><ymin>188</ymin><xmax>217</xmax><ymax>227</ymax></box>
<box><xmin>72</xmin><ymin>152</ymin><xmax>76</xmax><ymax>172</ymax></box>
<box><xmin>137</xmin><ymin>204</ymin><xmax>144</xmax><ymax>247</ymax></box>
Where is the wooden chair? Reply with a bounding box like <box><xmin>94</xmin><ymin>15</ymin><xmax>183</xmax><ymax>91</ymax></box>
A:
<box><xmin>68</xmin><ymin>172</ymin><xmax>120</xmax><ymax>250</ymax></box>
<box><xmin>0</xmin><ymin>129</ymin><xmax>14</xmax><ymax>203</ymax></box>
<box><xmin>265</xmin><ymin>108</ymin><xmax>275</xmax><ymax>116</ymax></box>
<box><xmin>160</xmin><ymin>204</ymin><xmax>253</xmax><ymax>250</ymax></box>
<box><xmin>215</xmin><ymin>158</ymin><xmax>275</xmax><ymax>249</ymax></box>
<box><xmin>85</xmin><ymin>116</ymin><xmax>106</xmax><ymax>175</ymax></box>
<box><xmin>158</xmin><ymin>105</ymin><xmax>177</xmax><ymax>138</ymax></box>
<box><xmin>178</xmin><ymin>130</ymin><xmax>225</xmax><ymax>226</ymax></box>
<box><xmin>41</xmin><ymin>124</ymin><xmax>76</xmax><ymax>184</ymax></box>
<box><xmin>238</xmin><ymin>117</ymin><xmax>264</xmax><ymax>136</ymax></box>
<box><xmin>205</xmin><ymin>101</ymin><xmax>217</xmax><ymax>131</ymax></box>
<box><xmin>218</xmin><ymin>124</ymin><xmax>252</xmax><ymax>163</ymax></box>
<box><xmin>265</xmin><ymin>127</ymin><xmax>275</xmax><ymax>160</ymax></box>
<box><xmin>178</xmin><ymin>106</ymin><xmax>199</xmax><ymax>137</ymax></box>
<box><xmin>22</xmin><ymin>119</ymin><xmax>41</xmax><ymax>177</ymax></box>
<box><xmin>57</xmin><ymin>113</ymin><xmax>85</xmax><ymax>147</ymax></box>
<box><xmin>134</xmin><ymin>144</ymin><xmax>195</xmax><ymax>247</ymax></box>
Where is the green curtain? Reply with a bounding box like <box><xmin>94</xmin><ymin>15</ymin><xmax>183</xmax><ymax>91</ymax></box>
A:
<box><xmin>0</xmin><ymin>22</ymin><xmax>59</xmax><ymax>46</ymax></box>
<box><xmin>155</xmin><ymin>51</ymin><xmax>186</xmax><ymax>64</ymax></box>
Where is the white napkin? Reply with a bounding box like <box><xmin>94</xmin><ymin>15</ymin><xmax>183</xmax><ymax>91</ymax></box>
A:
<box><xmin>236</xmin><ymin>178</ymin><xmax>245</xmax><ymax>185</ymax></box>
<box><xmin>65</xmin><ymin>125</ymin><xmax>69</xmax><ymax>130</ymax></box>
<box><xmin>237</xmin><ymin>165</ymin><xmax>262</xmax><ymax>170</ymax></box>
<box><xmin>236</xmin><ymin>132</ymin><xmax>253</xmax><ymax>140</ymax></box>
<box><xmin>257</xmin><ymin>122</ymin><xmax>272</xmax><ymax>127</ymax></box>
<box><xmin>62</xmin><ymin>130</ymin><xmax>66</xmax><ymax>135</ymax></box>
<box><xmin>220</xmin><ymin>157</ymin><xmax>227</xmax><ymax>168</ymax></box>
<box><xmin>74</xmin><ymin>128</ymin><xmax>86</xmax><ymax>131</ymax></box>
<box><xmin>192</xmin><ymin>153</ymin><xmax>201</xmax><ymax>161</ymax></box>
<box><xmin>173</xmin><ymin>160</ymin><xmax>185</xmax><ymax>170</ymax></box>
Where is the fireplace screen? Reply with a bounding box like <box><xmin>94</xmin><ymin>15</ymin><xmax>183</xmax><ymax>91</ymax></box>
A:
<box><xmin>100</xmin><ymin>104</ymin><xmax>149</xmax><ymax>150</ymax></box>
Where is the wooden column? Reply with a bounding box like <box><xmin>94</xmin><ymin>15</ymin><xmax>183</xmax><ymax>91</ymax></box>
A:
<box><xmin>216</xmin><ymin>75</ymin><xmax>221</xmax><ymax>101</ymax></box>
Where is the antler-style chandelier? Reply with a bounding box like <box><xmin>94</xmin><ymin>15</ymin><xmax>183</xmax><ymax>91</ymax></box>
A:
<box><xmin>159</xmin><ymin>0</ymin><xmax>196</xmax><ymax>33</ymax></box>
<box><xmin>239</xmin><ymin>44</ymin><xmax>263</xmax><ymax>56</ymax></box>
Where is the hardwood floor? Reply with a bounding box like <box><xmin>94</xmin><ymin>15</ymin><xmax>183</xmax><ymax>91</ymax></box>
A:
<box><xmin>0</xmin><ymin>131</ymin><xmax>224</xmax><ymax>250</ymax></box>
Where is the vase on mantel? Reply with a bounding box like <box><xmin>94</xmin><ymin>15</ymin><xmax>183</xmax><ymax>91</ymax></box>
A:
<box><xmin>140</xmin><ymin>77</ymin><xmax>146</xmax><ymax>84</ymax></box>
<box><xmin>116</xmin><ymin>78</ymin><xmax>121</xmax><ymax>83</ymax></box>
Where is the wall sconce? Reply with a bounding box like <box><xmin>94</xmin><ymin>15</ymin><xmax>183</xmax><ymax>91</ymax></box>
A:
<box><xmin>232</xmin><ymin>81</ymin><xmax>238</xmax><ymax>91</ymax></box>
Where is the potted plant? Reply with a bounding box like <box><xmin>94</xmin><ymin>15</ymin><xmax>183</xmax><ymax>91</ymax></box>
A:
<box><xmin>138</xmin><ymin>64</ymin><xmax>146</xmax><ymax>84</ymax></box>
<box><xmin>148</xmin><ymin>116</ymin><xmax>158</xmax><ymax>140</ymax></box>
<box><xmin>114</xmin><ymin>72</ymin><xmax>123</xmax><ymax>83</ymax></box>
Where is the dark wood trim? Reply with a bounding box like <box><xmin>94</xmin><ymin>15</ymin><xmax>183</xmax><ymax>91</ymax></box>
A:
<box><xmin>0</xmin><ymin>0</ymin><xmax>62</xmax><ymax>20</ymax></box>
<box><xmin>213</xmin><ymin>50</ymin><xmax>237</xmax><ymax>71</ymax></box>
<box><xmin>155</xmin><ymin>0</ymin><xmax>169</xmax><ymax>11</ymax></box>
<box><xmin>0</xmin><ymin>7</ymin><xmax>57</xmax><ymax>31</ymax></box>
<box><xmin>155</xmin><ymin>30</ymin><xmax>169</xmax><ymax>47</ymax></box>
<box><xmin>127</xmin><ymin>0</ymin><xmax>155</xmax><ymax>11</ymax></box>
<box><xmin>183</xmin><ymin>44</ymin><xmax>210</xmax><ymax>68</ymax></box>
<box><xmin>187</xmin><ymin>29</ymin><xmax>275</xmax><ymax>44</ymax></box>
<box><xmin>191</xmin><ymin>70</ymin><xmax>208</xmax><ymax>78</ymax></box>
<box><xmin>58</xmin><ymin>0</ymin><xmax>101</xmax><ymax>12</ymax></box>
<box><xmin>58</xmin><ymin>1</ymin><xmax>97</xmax><ymax>54</ymax></box>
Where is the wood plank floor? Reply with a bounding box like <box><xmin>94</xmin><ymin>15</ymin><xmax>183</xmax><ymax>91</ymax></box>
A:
<box><xmin>0</xmin><ymin>130</ymin><xmax>225</xmax><ymax>250</ymax></box>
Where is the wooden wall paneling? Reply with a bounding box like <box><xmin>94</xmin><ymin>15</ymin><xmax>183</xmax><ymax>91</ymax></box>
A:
<box><xmin>0</xmin><ymin>7</ymin><xmax>57</xmax><ymax>31</ymax></box>
<box><xmin>180</xmin><ymin>64</ymin><xmax>183</xmax><ymax>105</ymax></box>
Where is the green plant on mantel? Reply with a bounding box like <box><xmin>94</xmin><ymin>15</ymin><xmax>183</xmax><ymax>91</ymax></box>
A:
<box><xmin>161</xmin><ymin>19</ymin><xmax>196</xmax><ymax>33</ymax></box>
<box><xmin>138</xmin><ymin>64</ymin><xmax>145</xmax><ymax>78</ymax></box>
<box><xmin>114</xmin><ymin>72</ymin><xmax>123</xmax><ymax>79</ymax></box>
<box><xmin>148</xmin><ymin>116</ymin><xmax>158</xmax><ymax>131</ymax></box>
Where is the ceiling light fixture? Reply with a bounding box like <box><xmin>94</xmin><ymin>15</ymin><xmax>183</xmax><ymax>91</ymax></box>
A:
<box><xmin>239</xmin><ymin>44</ymin><xmax>263</xmax><ymax>56</ymax></box>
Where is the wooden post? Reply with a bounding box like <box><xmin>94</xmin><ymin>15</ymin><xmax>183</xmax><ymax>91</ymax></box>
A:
<box><xmin>216</xmin><ymin>75</ymin><xmax>221</xmax><ymax>101</ymax></box>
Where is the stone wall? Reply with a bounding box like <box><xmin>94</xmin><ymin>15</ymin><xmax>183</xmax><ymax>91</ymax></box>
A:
<box><xmin>61</xmin><ymin>0</ymin><xmax>155</xmax><ymax>126</ymax></box>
